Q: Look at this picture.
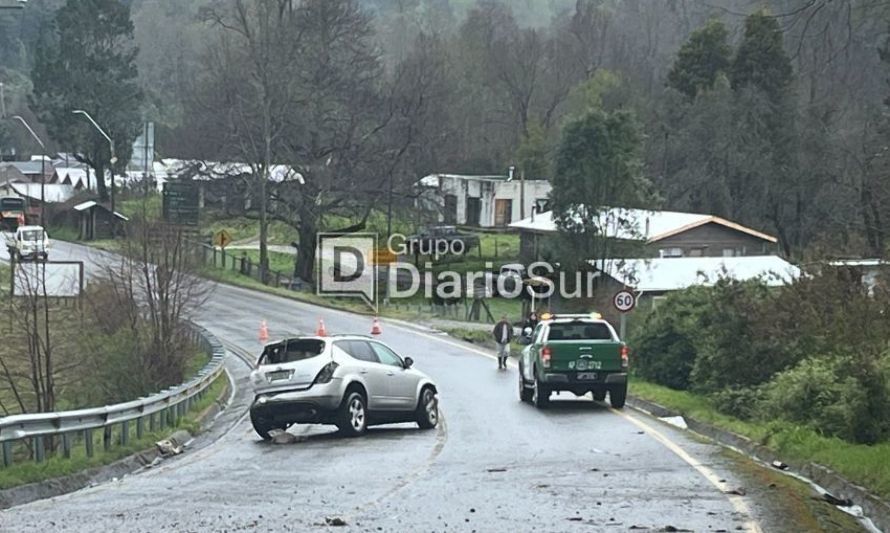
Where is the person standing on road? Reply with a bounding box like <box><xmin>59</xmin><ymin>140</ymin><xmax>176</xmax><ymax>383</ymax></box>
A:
<box><xmin>492</xmin><ymin>315</ymin><xmax>514</xmax><ymax>370</ymax></box>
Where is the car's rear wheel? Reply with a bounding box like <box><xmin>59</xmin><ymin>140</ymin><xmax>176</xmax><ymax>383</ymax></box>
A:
<box><xmin>532</xmin><ymin>372</ymin><xmax>549</xmax><ymax>409</ymax></box>
<box><xmin>250</xmin><ymin>410</ymin><xmax>283</xmax><ymax>440</ymax></box>
<box><xmin>337</xmin><ymin>391</ymin><xmax>368</xmax><ymax>437</ymax></box>
<box><xmin>518</xmin><ymin>366</ymin><xmax>533</xmax><ymax>403</ymax></box>
<box><xmin>415</xmin><ymin>387</ymin><xmax>438</xmax><ymax>429</ymax></box>
<box><xmin>610</xmin><ymin>384</ymin><xmax>627</xmax><ymax>409</ymax></box>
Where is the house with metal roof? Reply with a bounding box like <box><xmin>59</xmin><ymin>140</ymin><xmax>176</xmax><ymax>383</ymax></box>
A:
<box><xmin>510</xmin><ymin>207</ymin><xmax>780</xmax><ymax>262</ymax></box>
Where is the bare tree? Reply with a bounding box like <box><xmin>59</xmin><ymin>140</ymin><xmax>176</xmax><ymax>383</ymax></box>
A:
<box><xmin>90</xmin><ymin>221</ymin><xmax>210</xmax><ymax>390</ymax></box>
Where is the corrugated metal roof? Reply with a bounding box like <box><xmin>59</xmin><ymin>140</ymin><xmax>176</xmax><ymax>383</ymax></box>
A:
<box><xmin>8</xmin><ymin>182</ymin><xmax>75</xmax><ymax>203</ymax></box>
<box><xmin>599</xmin><ymin>256</ymin><xmax>800</xmax><ymax>292</ymax></box>
<box><xmin>510</xmin><ymin>208</ymin><xmax>777</xmax><ymax>243</ymax></box>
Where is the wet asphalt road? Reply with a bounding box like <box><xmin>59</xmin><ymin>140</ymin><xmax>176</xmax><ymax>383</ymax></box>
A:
<box><xmin>0</xmin><ymin>242</ymin><xmax>770</xmax><ymax>532</ymax></box>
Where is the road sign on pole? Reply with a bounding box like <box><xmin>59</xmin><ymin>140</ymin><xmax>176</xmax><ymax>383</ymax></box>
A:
<box><xmin>613</xmin><ymin>290</ymin><xmax>636</xmax><ymax>313</ymax></box>
<box><xmin>213</xmin><ymin>229</ymin><xmax>233</xmax><ymax>249</ymax></box>
<box><xmin>613</xmin><ymin>289</ymin><xmax>636</xmax><ymax>340</ymax></box>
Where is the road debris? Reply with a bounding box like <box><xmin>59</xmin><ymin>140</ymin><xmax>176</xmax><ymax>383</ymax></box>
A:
<box><xmin>658</xmin><ymin>416</ymin><xmax>688</xmax><ymax>430</ymax></box>
<box><xmin>820</xmin><ymin>492</ymin><xmax>853</xmax><ymax>507</ymax></box>
<box><xmin>723</xmin><ymin>488</ymin><xmax>747</xmax><ymax>496</ymax></box>
<box><xmin>268</xmin><ymin>429</ymin><xmax>302</xmax><ymax>445</ymax></box>
<box><xmin>324</xmin><ymin>516</ymin><xmax>347</xmax><ymax>527</ymax></box>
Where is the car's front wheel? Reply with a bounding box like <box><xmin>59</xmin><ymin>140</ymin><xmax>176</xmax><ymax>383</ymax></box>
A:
<box><xmin>518</xmin><ymin>365</ymin><xmax>533</xmax><ymax>403</ymax></box>
<box><xmin>415</xmin><ymin>387</ymin><xmax>438</xmax><ymax>429</ymax></box>
<box><xmin>337</xmin><ymin>391</ymin><xmax>368</xmax><ymax>437</ymax></box>
<box><xmin>532</xmin><ymin>371</ymin><xmax>549</xmax><ymax>409</ymax></box>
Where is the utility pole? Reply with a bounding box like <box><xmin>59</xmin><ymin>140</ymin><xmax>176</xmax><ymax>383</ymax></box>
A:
<box><xmin>72</xmin><ymin>110</ymin><xmax>116</xmax><ymax>237</ymax></box>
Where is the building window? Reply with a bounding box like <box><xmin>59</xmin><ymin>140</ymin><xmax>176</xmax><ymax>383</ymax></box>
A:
<box><xmin>722</xmin><ymin>248</ymin><xmax>735</xmax><ymax>257</ymax></box>
<box><xmin>689</xmin><ymin>248</ymin><xmax>703</xmax><ymax>257</ymax></box>
<box><xmin>660</xmin><ymin>247</ymin><xmax>683</xmax><ymax>258</ymax></box>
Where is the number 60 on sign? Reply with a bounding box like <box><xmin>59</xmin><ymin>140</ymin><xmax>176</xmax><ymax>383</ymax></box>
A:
<box><xmin>613</xmin><ymin>290</ymin><xmax>636</xmax><ymax>313</ymax></box>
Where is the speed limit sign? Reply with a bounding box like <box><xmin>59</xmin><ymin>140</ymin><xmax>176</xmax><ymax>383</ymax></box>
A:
<box><xmin>613</xmin><ymin>290</ymin><xmax>636</xmax><ymax>313</ymax></box>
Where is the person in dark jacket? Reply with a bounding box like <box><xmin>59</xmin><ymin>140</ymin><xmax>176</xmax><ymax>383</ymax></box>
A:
<box><xmin>492</xmin><ymin>315</ymin><xmax>514</xmax><ymax>370</ymax></box>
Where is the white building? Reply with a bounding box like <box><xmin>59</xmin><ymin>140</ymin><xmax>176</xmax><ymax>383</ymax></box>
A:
<box><xmin>417</xmin><ymin>173</ymin><xmax>551</xmax><ymax>228</ymax></box>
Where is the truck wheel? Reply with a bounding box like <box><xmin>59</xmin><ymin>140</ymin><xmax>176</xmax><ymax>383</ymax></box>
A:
<box><xmin>609</xmin><ymin>384</ymin><xmax>627</xmax><ymax>409</ymax></box>
<box><xmin>592</xmin><ymin>390</ymin><xmax>606</xmax><ymax>402</ymax></box>
<box><xmin>518</xmin><ymin>365</ymin><xmax>533</xmax><ymax>403</ymax></box>
<box><xmin>337</xmin><ymin>391</ymin><xmax>368</xmax><ymax>437</ymax></box>
<box><xmin>532</xmin><ymin>372</ymin><xmax>549</xmax><ymax>409</ymax></box>
<box><xmin>415</xmin><ymin>387</ymin><xmax>438</xmax><ymax>429</ymax></box>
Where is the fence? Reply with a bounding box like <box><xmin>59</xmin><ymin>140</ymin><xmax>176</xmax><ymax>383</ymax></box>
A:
<box><xmin>194</xmin><ymin>241</ymin><xmax>505</xmax><ymax>321</ymax></box>
<box><xmin>0</xmin><ymin>324</ymin><xmax>225</xmax><ymax>467</ymax></box>
<box><xmin>196</xmin><ymin>241</ymin><xmax>303</xmax><ymax>291</ymax></box>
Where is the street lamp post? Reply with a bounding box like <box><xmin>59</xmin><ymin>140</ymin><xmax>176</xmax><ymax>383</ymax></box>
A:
<box><xmin>11</xmin><ymin>116</ymin><xmax>46</xmax><ymax>227</ymax></box>
<box><xmin>72</xmin><ymin>110</ymin><xmax>117</xmax><ymax>237</ymax></box>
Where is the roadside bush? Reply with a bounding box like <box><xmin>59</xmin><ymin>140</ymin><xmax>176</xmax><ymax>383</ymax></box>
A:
<box><xmin>762</xmin><ymin>353</ymin><xmax>890</xmax><ymax>444</ymax></box>
<box><xmin>710</xmin><ymin>387</ymin><xmax>762</xmax><ymax>420</ymax></box>
<box><xmin>762</xmin><ymin>356</ymin><xmax>859</xmax><ymax>440</ymax></box>
<box><xmin>630</xmin><ymin>266</ymin><xmax>890</xmax><ymax>445</ymax></box>
<box><xmin>689</xmin><ymin>278</ymin><xmax>788</xmax><ymax>392</ymax></box>
<box><xmin>631</xmin><ymin>287</ymin><xmax>710</xmax><ymax>390</ymax></box>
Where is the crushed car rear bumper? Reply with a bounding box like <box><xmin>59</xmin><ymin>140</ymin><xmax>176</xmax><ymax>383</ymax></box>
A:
<box><xmin>250</xmin><ymin>386</ymin><xmax>342</xmax><ymax>424</ymax></box>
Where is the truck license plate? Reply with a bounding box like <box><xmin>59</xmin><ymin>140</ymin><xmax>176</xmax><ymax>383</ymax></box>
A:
<box><xmin>577</xmin><ymin>372</ymin><xmax>598</xmax><ymax>381</ymax></box>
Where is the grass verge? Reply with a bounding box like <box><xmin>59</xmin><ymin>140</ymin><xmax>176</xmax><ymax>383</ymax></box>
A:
<box><xmin>631</xmin><ymin>379</ymin><xmax>890</xmax><ymax>501</ymax></box>
<box><xmin>721</xmin><ymin>448</ymin><xmax>863</xmax><ymax>532</ymax></box>
<box><xmin>0</xmin><ymin>373</ymin><xmax>226</xmax><ymax>490</ymax></box>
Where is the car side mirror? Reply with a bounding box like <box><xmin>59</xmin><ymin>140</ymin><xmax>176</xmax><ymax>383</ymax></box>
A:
<box><xmin>404</xmin><ymin>357</ymin><xmax>414</xmax><ymax>369</ymax></box>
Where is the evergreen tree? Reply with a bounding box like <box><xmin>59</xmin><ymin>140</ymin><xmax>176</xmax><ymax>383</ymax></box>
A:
<box><xmin>666</xmin><ymin>19</ymin><xmax>731</xmax><ymax>99</ymax></box>
<box><xmin>549</xmin><ymin>109</ymin><xmax>653</xmax><ymax>270</ymax></box>
<box><xmin>730</xmin><ymin>10</ymin><xmax>793</xmax><ymax>101</ymax></box>
<box><xmin>30</xmin><ymin>0</ymin><xmax>143</xmax><ymax>202</ymax></box>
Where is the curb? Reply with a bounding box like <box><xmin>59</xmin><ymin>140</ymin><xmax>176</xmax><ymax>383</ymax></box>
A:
<box><xmin>627</xmin><ymin>395</ymin><xmax>890</xmax><ymax>533</ymax></box>
<box><xmin>0</xmin><ymin>371</ymin><xmax>231</xmax><ymax>511</ymax></box>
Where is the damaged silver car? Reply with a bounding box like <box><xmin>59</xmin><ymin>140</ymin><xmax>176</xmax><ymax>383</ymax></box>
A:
<box><xmin>249</xmin><ymin>334</ymin><xmax>439</xmax><ymax>439</ymax></box>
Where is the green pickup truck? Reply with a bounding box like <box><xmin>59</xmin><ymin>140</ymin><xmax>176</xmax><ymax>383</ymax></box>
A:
<box><xmin>517</xmin><ymin>313</ymin><xmax>629</xmax><ymax>409</ymax></box>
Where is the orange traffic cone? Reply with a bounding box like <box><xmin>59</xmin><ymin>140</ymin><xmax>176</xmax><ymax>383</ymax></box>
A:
<box><xmin>370</xmin><ymin>316</ymin><xmax>382</xmax><ymax>335</ymax></box>
<box><xmin>316</xmin><ymin>319</ymin><xmax>328</xmax><ymax>337</ymax></box>
<box><xmin>259</xmin><ymin>320</ymin><xmax>269</xmax><ymax>343</ymax></box>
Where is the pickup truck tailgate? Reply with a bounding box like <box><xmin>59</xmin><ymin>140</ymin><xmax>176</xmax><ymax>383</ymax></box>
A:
<box><xmin>546</xmin><ymin>340</ymin><xmax>624</xmax><ymax>372</ymax></box>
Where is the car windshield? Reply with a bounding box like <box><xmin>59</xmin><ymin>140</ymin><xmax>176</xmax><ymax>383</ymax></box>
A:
<box><xmin>260</xmin><ymin>339</ymin><xmax>324</xmax><ymax>365</ymax></box>
<box><xmin>547</xmin><ymin>322</ymin><xmax>613</xmax><ymax>341</ymax></box>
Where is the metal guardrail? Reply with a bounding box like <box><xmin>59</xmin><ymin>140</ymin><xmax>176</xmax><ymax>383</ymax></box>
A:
<box><xmin>0</xmin><ymin>324</ymin><xmax>225</xmax><ymax>467</ymax></box>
